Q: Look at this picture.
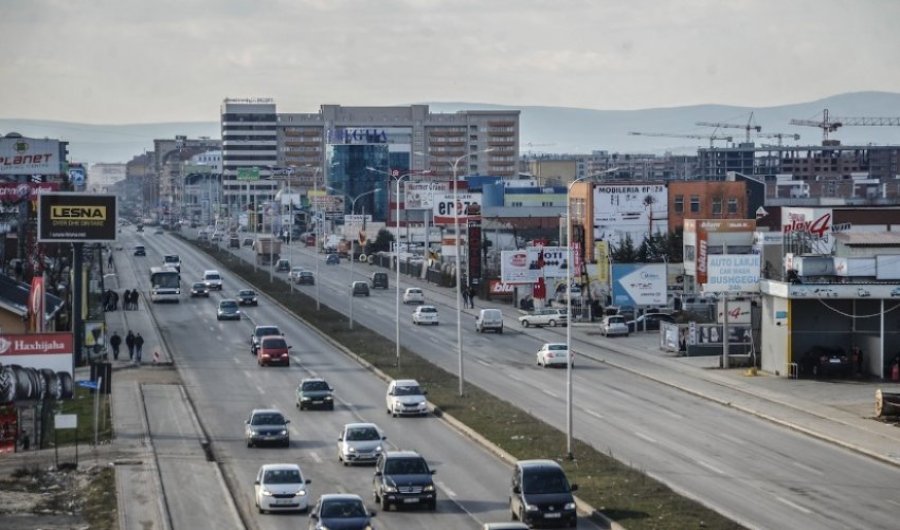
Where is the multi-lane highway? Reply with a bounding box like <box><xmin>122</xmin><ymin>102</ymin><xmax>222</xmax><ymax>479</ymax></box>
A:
<box><xmin>123</xmin><ymin>227</ymin><xmax>604</xmax><ymax>530</ymax></box>
<box><xmin>152</xmin><ymin>228</ymin><xmax>900</xmax><ymax>530</ymax></box>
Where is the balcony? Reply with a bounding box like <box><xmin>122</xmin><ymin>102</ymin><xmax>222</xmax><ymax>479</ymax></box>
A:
<box><xmin>487</xmin><ymin>121</ymin><xmax>516</xmax><ymax>127</ymax></box>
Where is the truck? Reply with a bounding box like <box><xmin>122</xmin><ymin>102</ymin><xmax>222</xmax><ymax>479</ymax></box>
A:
<box><xmin>254</xmin><ymin>237</ymin><xmax>282</xmax><ymax>265</ymax></box>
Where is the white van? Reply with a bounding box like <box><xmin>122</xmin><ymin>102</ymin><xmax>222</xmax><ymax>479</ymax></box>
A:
<box><xmin>476</xmin><ymin>309</ymin><xmax>504</xmax><ymax>333</ymax></box>
<box><xmin>202</xmin><ymin>269</ymin><xmax>223</xmax><ymax>290</ymax></box>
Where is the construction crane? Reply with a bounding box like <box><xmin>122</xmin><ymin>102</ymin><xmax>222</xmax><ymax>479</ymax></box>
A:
<box><xmin>695</xmin><ymin>112</ymin><xmax>761</xmax><ymax>142</ymax></box>
<box><xmin>755</xmin><ymin>132</ymin><xmax>801</xmax><ymax>146</ymax></box>
<box><xmin>628</xmin><ymin>131</ymin><xmax>733</xmax><ymax>148</ymax></box>
<box><xmin>790</xmin><ymin>108</ymin><xmax>900</xmax><ymax>141</ymax></box>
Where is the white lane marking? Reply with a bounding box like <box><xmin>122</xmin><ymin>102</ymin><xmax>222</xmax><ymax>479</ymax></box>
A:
<box><xmin>792</xmin><ymin>461</ymin><xmax>824</xmax><ymax>476</ymax></box>
<box><xmin>660</xmin><ymin>409</ymin><xmax>684</xmax><ymax>420</ymax></box>
<box><xmin>255</xmin><ymin>385</ymin><xmax>264</xmax><ymax>395</ymax></box>
<box><xmin>233</xmin><ymin>357</ymin><xmax>240</xmax><ymax>365</ymax></box>
<box><xmin>888</xmin><ymin>499</ymin><xmax>900</xmax><ymax>508</ymax></box>
<box><xmin>776</xmin><ymin>495</ymin><xmax>812</xmax><ymax>515</ymax></box>
<box><xmin>584</xmin><ymin>409</ymin><xmax>605</xmax><ymax>420</ymax></box>
<box><xmin>292</xmin><ymin>355</ymin><xmax>303</xmax><ymax>364</ymax></box>
<box><xmin>309</xmin><ymin>451</ymin><xmax>322</xmax><ymax>464</ymax></box>
<box><xmin>633</xmin><ymin>431</ymin><xmax>657</xmax><ymax>444</ymax></box>
<box><xmin>242</xmin><ymin>370</ymin><xmax>254</xmax><ymax>380</ymax></box>
<box><xmin>436</xmin><ymin>480</ymin><xmax>456</xmax><ymax>498</ymax></box>
<box><xmin>716</xmin><ymin>432</ymin><xmax>746</xmax><ymax>446</ymax></box>
<box><xmin>542</xmin><ymin>388</ymin><xmax>559</xmax><ymax>398</ymax></box>
<box><xmin>476</xmin><ymin>358</ymin><xmax>492</xmax><ymax>367</ymax></box>
<box><xmin>696</xmin><ymin>459</ymin><xmax>726</xmax><ymax>475</ymax></box>
<box><xmin>508</xmin><ymin>374</ymin><xmax>523</xmax><ymax>383</ymax></box>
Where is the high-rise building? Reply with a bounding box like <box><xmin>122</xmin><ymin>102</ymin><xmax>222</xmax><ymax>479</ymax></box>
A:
<box><xmin>221</xmin><ymin>98</ymin><xmax>279</xmax><ymax>217</ymax></box>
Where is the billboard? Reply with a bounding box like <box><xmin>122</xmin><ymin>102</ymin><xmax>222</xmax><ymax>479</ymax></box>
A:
<box><xmin>405</xmin><ymin>182</ymin><xmax>448</xmax><ymax>210</ymax></box>
<box><xmin>0</xmin><ymin>333</ymin><xmax>75</xmax><ymax>402</ymax></box>
<box><xmin>38</xmin><ymin>193</ymin><xmax>117</xmax><ymax>243</ymax></box>
<box><xmin>433</xmin><ymin>192</ymin><xmax>482</xmax><ymax>225</ymax></box>
<box><xmin>236</xmin><ymin>167</ymin><xmax>260</xmax><ymax>181</ymax></box>
<box><xmin>703</xmin><ymin>254</ymin><xmax>761</xmax><ymax>293</ymax></box>
<box><xmin>499</xmin><ymin>247</ymin><xmax>570</xmax><ymax>284</ymax></box>
<box><xmin>0</xmin><ymin>182</ymin><xmax>59</xmax><ymax>203</ymax></box>
<box><xmin>611</xmin><ymin>263</ymin><xmax>667</xmax><ymax>306</ymax></box>
<box><xmin>467</xmin><ymin>218</ymin><xmax>482</xmax><ymax>287</ymax></box>
<box><xmin>593</xmin><ymin>184</ymin><xmax>668</xmax><ymax>248</ymax></box>
<box><xmin>0</xmin><ymin>138</ymin><xmax>62</xmax><ymax>176</ymax></box>
<box><xmin>781</xmin><ymin>207</ymin><xmax>840</xmax><ymax>254</ymax></box>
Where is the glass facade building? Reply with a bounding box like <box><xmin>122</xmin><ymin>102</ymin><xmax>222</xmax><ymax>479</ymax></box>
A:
<box><xmin>327</xmin><ymin>144</ymin><xmax>392</xmax><ymax>222</ymax></box>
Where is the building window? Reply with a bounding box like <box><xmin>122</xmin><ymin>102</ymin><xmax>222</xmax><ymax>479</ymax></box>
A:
<box><xmin>712</xmin><ymin>197</ymin><xmax>722</xmax><ymax>216</ymax></box>
<box><xmin>727</xmin><ymin>198</ymin><xmax>738</xmax><ymax>214</ymax></box>
<box><xmin>690</xmin><ymin>195</ymin><xmax>700</xmax><ymax>213</ymax></box>
<box><xmin>511</xmin><ymin>201</ymin><xmax>523</xmax><ymax>207</ymax></box>
<box><xmin>674</xmin><ymin>194</ymin><xmax>684</xmax><ymax>214</ymax></box>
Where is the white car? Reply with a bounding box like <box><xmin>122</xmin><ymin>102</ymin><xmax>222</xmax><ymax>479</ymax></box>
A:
<box><xmin>288</xmin><ymin>266</ymin><xmax>305</xmax><ymax>282</ymax></box>
<box><xmin>518</xmin><ymin>308</ymin><xmax>568</xmax><ymax>328</ymax></box>
<box><xmin>203</xmin><ymin>269</ymin><xmax>223</xmax><ymax>290</ymax></box>
<box><xmin>412</xmin><ymin>305</ymin><xmax>439</xmax><ymax>325</ymax></box>
<box><xmin>337</xmin><ymin>422</ymin><xmax>386</xmax><ymax>465</ymax></box>
<box><xmin>600</xmin><ymin>315</ymin><xmax>629</xmax><ymax>337</ymax></box>
<box><xmin>536</xmin><ymin>343</ymin><xmax>573</xmax><ymax>368</ymax></box>
<box><xmin>403</xmin><ymin>287</ymin><xmax>425</xmax><ymax>304</ymax></box>
<box><xmin>386</xmin><ymin>379</ymin><xmax>428</xmax><ymax>417</ymax></box>
<box><xmin>254</xmin><ymin>463</ymin><xmax>311</xmax><ymax>514</ymax></box>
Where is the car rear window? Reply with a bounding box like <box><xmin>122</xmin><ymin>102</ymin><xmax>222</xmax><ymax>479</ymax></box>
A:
<box><xmin>302</xmin><ymin>380</ymin><xmax>329</xmax><ymax>391</ymax></box>
<box><xmin>206</xmin><ymin>274</ymin><xmax>221</xmax><ymax>280</ymax></box>
<box><xmin>548</xmin><ymin>344</ymin><xmax>567</xmax><ymax>350</ymax></box>
<box><xmin>419</xmin><ymin>307</ymin><xmax>437</xmax><ymax>313</ymax></box>
<box><xmin>608</xmin><ymin>316</ymin><xmax>625</xmax><ymax>324</ymax></box>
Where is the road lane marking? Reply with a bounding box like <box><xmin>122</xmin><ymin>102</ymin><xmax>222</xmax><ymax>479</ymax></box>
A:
<box><xmin>660</xmin><ymin>409</ymin><xmax>683</xmax><ymax>420</ymax></box>
<box><xmin>255</xmin><ymin>385</ymin><xmax>264</xmax><ymax>395</ymax></box>
<box><xmin>542</xmin><ymin>388</ymin><xmax>559</xmax><ymax>398</ymax></box>
<box><xmin>233</xmin><ymin>357</ymin><xmax>240</xmax><ymax>365</ymax></box>
<box><xmin>633</xmin><ymin>431</ymin><xmax>657</xmax><ymax>444</ymax></box>
<box><xmin>584</xmin><ymin>409</ymin><xmax>605</xmax><ymax>419</ymax></box>
<box><xmin>696</xmin><ymin>459</ymin><xmax>726</xmax><ymax>475</ymax></box>
<box><xmin>309</xmin><ymin>451</ymin><xmax>322</xmax><ymax>464</ymax></box>
<box><xmin>436</xmin><ymin>480</ymin><xmax>456</xmax><ymax>497</ymax></box>
<box><xmin>476</xmin><ymin>358</ymin><xmax>492</xmax><ymax>367</ymax></box>
<box><xmin>242</xmin><ymin>370</ymin><xmax>253</xmax><ymax>380</ymax></box>
<box><xmin>792</xmin><ymin>461</ymin><xmax>824</xmax><ymax>476</ymax></box>
<box><xmin>775</xmin><ymin>496</ymin><xmax>812</xmax><ymax>515</ymax></box>
<box><xmin>508</xmin><ymin>374</ymin><xmax>523</xmax><ymax>382</ymax></box>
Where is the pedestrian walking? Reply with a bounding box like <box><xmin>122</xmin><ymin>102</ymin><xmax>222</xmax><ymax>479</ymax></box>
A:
<box><xmin>109</xmin><ymin>331</ymin><xmax>122</xmax><ymax>360</ymax></box>
<box><xmin>107</xmin><ymin>253</ymin><xmax>114</xmax><ymax>269</ymax></box>
<box><xmin>852</xmin><ymin>345</ymin><xmax>865</xmax><ymax>376</ymax></box>
<box><xmin>112</xmin><ymin>290</ymin><xmax>120</xmax><ymax>311</ymax></box>
<box><xmin>468</xmin><ymin>287</ymin><xmax>475</xmax><ymax>309</ymax></box>
<box><xmin>122</xmin><ymin>289</ymin><xmax>132</xmax><ymax>310</ymax></box>
<box><xmin>131</xmin><ymin>290</ymin><xmax>140</xmax><ymax>310</ymax></box>
<box><xmin>126</xmin><ymin>331</ymin><xmax>135</xmax><ymax>360</ymax></box>
<box><xmin>134</xmin><ymin>333</ymin><xmax>145</xmax><ymax>364</ymax></box>
<box><xmin>461</xmin><ymin>287</ymin><xmax>469</xmax><ymax>308</ymax></box>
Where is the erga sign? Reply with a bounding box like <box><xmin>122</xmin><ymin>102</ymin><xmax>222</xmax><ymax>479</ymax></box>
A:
<box><xmin>38</xmin><ymin>193</ymin><xmax>117</xmax><ymax>242</ymax></box>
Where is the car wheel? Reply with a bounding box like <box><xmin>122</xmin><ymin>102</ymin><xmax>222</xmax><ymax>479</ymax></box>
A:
<box><xmin>549</xmin><ymin>320</ymin><xmax>557</xmax><ymax>327</ymax></box>
<box><xmin>499</xmin><ymin>327</ymin><xmax>503</xmax><ymax>334</ymax></box>
<box><xmin>521</xmin><ymin>320</ymin><xmax>529</xmax><ymax>328</ymax></box>
<box><xmin>258</xmin><ymin>504</ymin><xmax>264</xmax><ymax>514</ymax></box>
<box><xmin>381</xmin><ymin>495</ymin><xmax>390</xmax><ymax>511</ymax></box>
<box><xmin>328</xmin><ymin>403</ymin><xmax>334</xmax><ymax>411</ymax></box>
<box><xmin>428</xmin><ymin>499</ymin><xmax>437</xmax><ymax>511</ymax></box>
<box><xmin>247</xmin><ymin>440</ymin><xmax>253</xmax><ymax>448</ymax></box>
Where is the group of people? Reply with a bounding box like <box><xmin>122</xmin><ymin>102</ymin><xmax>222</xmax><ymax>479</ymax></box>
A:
<box><xmin>461</xmin><ymin>286</ymin><xmax>476</xmax><ymax>309</ymax></box>
<box><xmin>107</xmin><ymin>330</ymin><xmax>145</xmax><ymax>364</ymax></box>
<box><xmin>103</xmin><ymin>289</ymin><xmax>140</xmax><ymax>311</ymax></box>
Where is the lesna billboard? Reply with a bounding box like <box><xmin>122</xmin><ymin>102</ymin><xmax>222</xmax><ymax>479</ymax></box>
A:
<box><xmin>38</xmin><ymin>192</ymin><xmax>117</xmax><ymax>243</ymax></box>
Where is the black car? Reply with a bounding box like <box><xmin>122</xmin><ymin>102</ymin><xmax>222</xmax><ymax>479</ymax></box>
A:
<box><xmin>275</xmin><ymin>259</ymin><xmax>291</xmax><ymax>272</ymax></box>
<box><xmin>295</xmin><ymin>271</ymin><xmax>315</xmax><ymax>285</ymax></box>
<box><xmin>326</xmin><ymin>254</ymin><xmax>340</xmax><ymax>265</ymax></box>
<box><xmin>352</xmin><ymin>281</ymin><xmax>370</xmax><ymax>297</ymax></box>
<box><xmin>309</xmin><ymin>494</ymin><xmax>375</xmax><ymax>530</ymax></box>
<box><xmin>190</xmin><ymin>282</ymin><xmax>209</xmax><ymax>298</ymax></box>
<box><xmin>250</xmin><ymin>325</ymin><xmax>282</xmax><ymax>355</ymax></box>
<box><xmin>371</xmin><ymin>272</ymin><xmax>389</xmax><ymax>289</ymax></box>
<box><xmin>627</xmin><ymin>312</ymin><xmax>676</xmax><ymax>332</ymax></box>
<box><xmin>373</xmin><ymin>451</ymin><xmax>436</xmax><ymax>511</ymax></box>
<box><xmin>801</xmin><ymin>345</ymin><xmax>852</xmax><ymax>378</ymax></box>
<box><xmin>238</xmin><ymin>289</ymin><xmax>259</xmax><ymax>306</ymax></box>
<box><xmin>133</xmin><ymin>245</ymin><xmax>146</xmax><ymax>256</ymax></box>
<box><xmin>510</xmin><ymin>459</ymin><xmax>578</xmax><ymax>528</ymax></box>
<box><xmin>296</xmin><ymin>378</ymin><xmax>334</xmax><ymax>410</ymax></box>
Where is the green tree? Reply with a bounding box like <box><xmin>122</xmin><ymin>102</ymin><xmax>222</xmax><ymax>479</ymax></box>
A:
<box><xmin>611</xmin><ymin>234</ymin><xmax>639</xmax><ymax>263</ymax></box>
<box><xmin>366</xmin><ymin>228</ymin><xmax>394</xmax><ymax>254</ymax></box>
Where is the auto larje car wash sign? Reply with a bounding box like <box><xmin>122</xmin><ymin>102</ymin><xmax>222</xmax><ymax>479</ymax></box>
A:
<box><xmin>38</xmin><ymin>192</ymin><xmax>117</xmax><ymax>243</ymax></box>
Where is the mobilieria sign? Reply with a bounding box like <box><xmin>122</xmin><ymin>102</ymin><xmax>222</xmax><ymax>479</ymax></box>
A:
<box><xmin>38</xmin><ymin>193</ymin><xmax>117</xmax><ymax>243</ymax></box>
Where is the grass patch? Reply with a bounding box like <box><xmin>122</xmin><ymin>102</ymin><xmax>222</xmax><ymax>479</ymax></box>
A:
<box><xmin>51</xmin><ymin>385</ymin><xmax>113</xmax><ymax>447</ymax></box>
<box><xmin>185</xmin><ymin>237</ymin><xmax>743</xmax><ymax>530</ymax></box>
<box><xmin>82</xmin><ymin>466</ymin><xmax>116</xmax><ymax>530</ymax></box>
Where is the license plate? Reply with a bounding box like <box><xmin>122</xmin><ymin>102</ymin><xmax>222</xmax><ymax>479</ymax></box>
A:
<box><xmin>829</xmin><ymin>359</ymin><xmax>841</xmax><ymax>364</ymax></box>
<box><xmin>544</xmin><ymin>513</ymin><xmax>561</xmax><ymax>519</ymax></box>
<box><xmin>274</xmin><ymin>500</ymin><xmax>292</xmax><ymax>505</ymax></box>
<box><xmin>312</xmin><ymin>400</ymin><xmax>323</xmax><ymax>404</ymax></box>
<box><xmin>403</xmin><ymin>498</ymin><xmax>420</xmax><ymax>504</ymax></box>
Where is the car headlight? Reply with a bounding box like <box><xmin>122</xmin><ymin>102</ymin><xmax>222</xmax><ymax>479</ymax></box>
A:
<box><xmin>375</xmin><ymin>445</ymin><xmax>383</xmax><ymax>452</ymax></box>
<box><xmin>564</xmin><ymin>502</ymin><xmax>576</xmax><ymax>510</ymax></box>
<box><xmin>324</xmin><ymin>396</ymin><xmax>333</xmax><ymax>400</ymax></box>
<box><xmin>423</xmin><ymin>484</ymin><xmax>435</xmax><ymax>492</ymax></box>
<box><xmin>249</xmin><ymin>429</ymin><xmax>259</xmax><ymax>436</ymax></box>
<box><xmin>261</xmin><ymin>489</ymin><xmax>274</xmax><ymax>496</ymax></box>
<box><xmin>301</xmin><ymin>396</ymin><xmax>311</xmax><ymax>401</ymax></box>
<box><xmin>296</xmin><ymin>489</ymin><xmax>307</xmax><ymax>497</ymax></box>
<box><xmin>383</xmin><ymin>485</ymin><xmax>397</xmax><ymax>493</ymax></box>
<box><xmin>280</xmin><ymin>429</ymin><xmax>288</xmax><ymax>435</ymax></box>
<box><xmin>347</xmin><ymin>446</ymin><xmax>356</xmax><ymax>453</ymax></box>
<box><xmin>525</xmin><ymin>503</ymin><xmax>539</xmax><ymax>511</ymax></box>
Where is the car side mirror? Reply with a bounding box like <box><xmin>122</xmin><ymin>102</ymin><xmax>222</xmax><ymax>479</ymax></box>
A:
<box><xmin>512</xmin><ymin>485</ymin><xmax>521</xmax><ymax>494</ymax></box>
<box><xmin>288</xmin><ymin>346</ymin><xmax>293</xmax><ymax>349</ymax></box>
<box><xmin>370</xmin><ymin>511</ymin><xmax>377</xmax><ymax>517</ymax></box>
<box><xmin>374</xmin><ymin>471</ymin><xmax>382</xmax><ymax>477</ymax></box>
<box><xmin>338</xmin><ymin>436</ymin><xmax>343</xmax><ymax>441</ymax></box>
<box><xmin>430</xmin><ymin>470</ymin><xmax>436</xmax><ymax>475</ymax></box>
<box><xmin>570</xmin><ymin>483</ymin><xmax>578</xmax><ymax>492</ymax></box>
<box><xmin>305</xmin><ymin>479</ymin><xmax>311</xmax><ymax>484</ymax></box>
<box><xmin>285</xmin><ymin>419</ymin><xmax>291</xmax><ymax>424</ymax></box>
<box><xmin>382</xmin><ymin>436</ymin><xmax>387</xmax><ymax>440</ymax></box>
<box><xmin>244</xmin><ymin>420</ymin><xmax>249</xmax><ymax>424</ymax></box>
<box><xmin>310</xmin><ymin>513</ymin><xmax>318</xmax><ymax>519</ymax></box>
<box><xmin>254</xmin><ymin>480</ymin><xmax>259</xmax><ymax>485</ymax></box>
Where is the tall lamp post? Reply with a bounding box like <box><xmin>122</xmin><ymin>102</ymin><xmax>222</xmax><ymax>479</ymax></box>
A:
<box><xmin>451</xmin><ymin>148</ymin><xmax>494</xmax><ymax>397</ymax></box>
<box><xmin>565</xmin><ymin>167</ymin><xmax>618</xmax><ymax>459</ymax></box>
<box><xmin>347</xmin><ymin>188</ymin><xmax>381</xmax><ymax>330</ymax></box>
<box><xmin>300</xmin><ymin>165</ymin><xmax>323</xmax><ymax>303</ymax></box>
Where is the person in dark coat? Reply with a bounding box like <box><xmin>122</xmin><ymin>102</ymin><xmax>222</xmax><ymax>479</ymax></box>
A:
<box><xmin>126</xmin><ymin>331</ymin><xmax>135</xmax><ymax>360</ymax></box>
<box><xmin>134</xmin><ymin>333</ymin><xmax>145</xmax><ymax>364</ymax></box>
<box><xmin>122</xmin><ymin>289</ymin><xmax>131</xmax><ymax>310</ymax></box>
<box><xmin>109</xmin><ymin>331</ymin><xmax>122</xmax><ymax>360</ymax></box>
<box><xmin>131</xmin><ymin>290</ymin><xmax>140</xmax><ymax>310</ymax></box>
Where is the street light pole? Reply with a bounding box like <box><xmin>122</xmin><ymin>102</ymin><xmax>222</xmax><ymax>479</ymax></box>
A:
<box><xmin>451</xmin><ymin>148</ymin><xmax>494</xmax><ymax>397</ymax></box>
<box><xmin>347</xmin><ymin>188</ymin><xmax>380</xmax><ymax>330</ymax></box>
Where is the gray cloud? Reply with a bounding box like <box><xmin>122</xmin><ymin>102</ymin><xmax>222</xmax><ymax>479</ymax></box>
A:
<box><xmin>0</xmin><ymin>0</ymin><xmax>897</xmax><ymax>122</ymax></box>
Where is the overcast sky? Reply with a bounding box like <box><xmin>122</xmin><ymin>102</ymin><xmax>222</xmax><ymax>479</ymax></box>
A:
<box><xmin>1</xmin><ymin>0</ymin><xmax>897</xmax><ymax>124</ymax></box>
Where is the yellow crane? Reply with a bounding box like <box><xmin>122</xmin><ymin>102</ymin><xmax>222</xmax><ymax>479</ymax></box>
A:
<box><xmin>628</xmin><ymin>131</ymin><xmax>733</xmax><ymax>148</ymax></box>
<box><xmin>790</xmin><ymin>108</ymin><xmax>900</xmax><ymax>141</ymax></box>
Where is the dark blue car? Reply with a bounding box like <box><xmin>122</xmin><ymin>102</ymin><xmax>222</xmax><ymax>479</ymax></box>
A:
<box><xmin>326</xmin><ymin>254</ymin><xmax>340</xmax><ymax>265</ymax></box>
<box><xmin>309</xmin><ymin>494</ymin><xmax>374</xmax><ymax>530</ymax></box>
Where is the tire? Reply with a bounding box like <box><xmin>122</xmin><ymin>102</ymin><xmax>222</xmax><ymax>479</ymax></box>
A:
<box><xmin>247</xmin><ymin>440</ymin><xmax>253</xmax><ymax>448</ymax></box>
<box><xmin>549</xmin><ymin>320</ymin><xmax>557</xmax><ymax>327</ymax></box>
<box><xmin>381</xmin><ymin>496</ymin><xmax>390</xmax><ymax>511</ymax></box>
<box><xmin>521</xmin><ymin>320</ymin><xmax>530</xmax><ymax>328</ymax></box>
<box><xmin>499</xmin><ymin>327</ymin><xmax>504</xmax><ymax>334</ymax></box>
<box><xmin>428</xmin><ymin>499</ymin><xmax>437</xmax><ymax>511</ymax></box>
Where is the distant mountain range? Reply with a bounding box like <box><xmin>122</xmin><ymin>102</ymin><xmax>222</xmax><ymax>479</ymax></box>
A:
<box><xmin>2</xmin><ymin>91</ymin><xmax>898</xmax><ymax>164</ymax></box>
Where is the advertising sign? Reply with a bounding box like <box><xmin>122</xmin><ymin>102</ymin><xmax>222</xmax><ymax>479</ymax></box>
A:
<box><xmin>405</xmin><ymin>182</ymin><xmax>448</xmax><ymax>210</ymax></box>
<box><xmin>0</xmin><ymin>138</ymin><xmax>61</xmax><ymax>176</ymax></box>
<box><xmin>0</xmin><ymin>182</ymin><xmax>59</xmax><ymax>202</ymax></box>
<box><xmin>611</xmin><ymin>263</ymin><xmax>667</xmax><ymax>306</ymax></box>
<box><xmin>717</xmin><ymin>300</ymin><xmax>752</xmax><ymax>325</ymax></box>
<box><xmin>703</xmin><ymin>254</ymin><xmax>761</xmax><ymax>293</ymax></box>
<box><xmin>696</xmin><ymin>227</ymin><xmax>708</xmax><ymax>285</ymax></box>
<box><xmin>344</xmin><ymin>214</ymin><xmax>372</xmax><ymax>227</ymax></box>
<box><xmin>488</xmin><ymin>279</ymin><xmax>515</xmax><ymax>296</ymax></box>
<box><xmin>594</xmin><ymin>241</ymin><xmax>609</xmax><ymax>284</ymax></box>
<box><xmin>29</xmin><ymin>277</ymin><xmax>45</xmax><ymax>333</ymax></box>
<box><xmin>593</xmin><ymin>184</ymin><xmax>668</xmax><ymax>247</ymax></box>
<box><xmin>499</xmin><ymin>247</ymin><xmax>570</xmax><ymax>284</ymax></box>
<box><xmin>38</xmin><ymin>193</ymin><xmax>117</xmax><ymax>243</ymax></box>
<box><xmin>781</xmin><ymin>207</ymin><xmax>836</xmax><ymax>254</ymax></box>
<box><xmin>0</xmin><ymin>333</ymin><xmax>75</xmax><ymax>402</ymax></box>
<box><xmin>877</xmin><ymin>255</ymin><xmax>900</xmax><ymax>280</ymax></box>
<box><xmin>433</xmin><ymin>192</ymin><xmax>482</xmax><ymax>225</ymax></box>
<box><xmin>236</xmin><ymin>167</ymin><xmax>260</xmax><ymax>181</ymax></box>
<box><xmin>467</xmin><ymin>218</ymin><xmax>482</xmax><ymax>287</ymax></box>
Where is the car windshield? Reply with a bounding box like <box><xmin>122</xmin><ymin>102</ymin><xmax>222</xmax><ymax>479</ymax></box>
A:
<box><xmin>239</xmin><ymin>290</ymin><xmax>255</xmax><ymax>296</ymax></box>
<box><xmin>220</xmin><ymin>301</ymin><xmax>237</xmax><ymax>309</ymax></box>
<box><xmin>206</xmin><ymin>274</ymin><xmax>221</xmax><ymax>280</ymax></box>
<box><xmin>256</xmin><ymin>327</ymin><xmax>280</xmax><ymax>337</ymax></box>
<box><xmin>251</xmin><ymin>413</ymin><xmax>285</xmax><ymax>426</ymax></box>
<box><xmin>408</xmin><ymin>289</ymin><xmax>421</xmax><ymax>294</ymax></box>
<box><xmin>262</xmin><ymin>338</ymin><xmax>287</xmax><ymax>349</ymax></box>
<box><xmin>135</xmin><ymin>246</ymin><xmax>144</xmax><ymax>251</ymax></box>
<box><xmin>192</xmin><ymin>283</ymin><xmax>205</xmax><ymax>289</ymax></box>
<box><xmin>165</xmin><ymin>256</ymin><xmax>178</xmax><ymax>263</ymax></box>
<box><xmin>523</xmin><ymin>470</ymin><xmax>570</xmax><ymax>494</ymax></box>
<box><xmin>384</xmin><ymin>458</ymin><xmax>429</xmax><ymax>475</ymax></box>
<box><xmin>264</xmin><ymin>468</ymin><xmax>301</xmax><ymax>484</ymax></box>
<box><xmin>394</xmin><ymin>385</ymin><xmax>422</xmax><ymax>396</ymax></box>
<box><xmin>302</xmin><ymin>380</ymin><xmax>329</xmax><ymax>391</ymax></box>
<box><xmin>346</xmin><ymin>427</ymin><xmax>380</xmax><ymax>441</ymax></box>
<box><xmin>321</xmin><ymin>499</ymin><xmax>366</xmax><ymax>518</ymax></box>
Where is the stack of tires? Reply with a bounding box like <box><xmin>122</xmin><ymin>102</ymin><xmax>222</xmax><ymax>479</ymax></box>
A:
<box><xmin>0</xmin><ymin>365</ymin><xmax>74</xmax><ymax>402</ymax></box>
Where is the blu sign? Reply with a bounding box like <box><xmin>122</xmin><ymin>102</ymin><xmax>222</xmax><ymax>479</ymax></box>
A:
<box><xmin>703</xmin><ymin>254</ymin><xmax>761</xmax><ymax>293</ymax></box>
<box><xmin>611</xmin><ymin>263</ymin><xmax>667</xmax><ymax>306</ymax></box>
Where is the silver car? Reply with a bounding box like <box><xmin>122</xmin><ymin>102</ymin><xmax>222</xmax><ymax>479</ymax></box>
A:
<box><xmin>337</xmin><ymin>423</ymin><xmax>386</xmax><ymax>465</ymax></box>
<box><xmin>600</xmin><ymin>315</ymin><xmax>629</xmax><ymax>337</ymax></box>
<box><xmin>245</xmin><ymin>409</ymin><xmax>290</xmax><ymax>448</ymax></box>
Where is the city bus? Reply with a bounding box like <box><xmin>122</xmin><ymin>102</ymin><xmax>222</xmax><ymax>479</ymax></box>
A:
<box><xmin>149</xmin><ymin>266</ymin><xmax>181</xmax><ymax>303</ymax></box>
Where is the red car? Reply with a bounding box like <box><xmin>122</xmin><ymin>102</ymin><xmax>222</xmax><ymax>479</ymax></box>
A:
<box><xmin>257</xmin><ymin>335</ymin><xmax>292</xmax><ymax>367</ymax></box>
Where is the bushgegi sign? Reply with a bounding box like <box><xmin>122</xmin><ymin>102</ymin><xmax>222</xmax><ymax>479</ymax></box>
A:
<box><xmin>38</xmin><ymin>193</ymin><xmax>117</xmax><ymax>243</ymax></box>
